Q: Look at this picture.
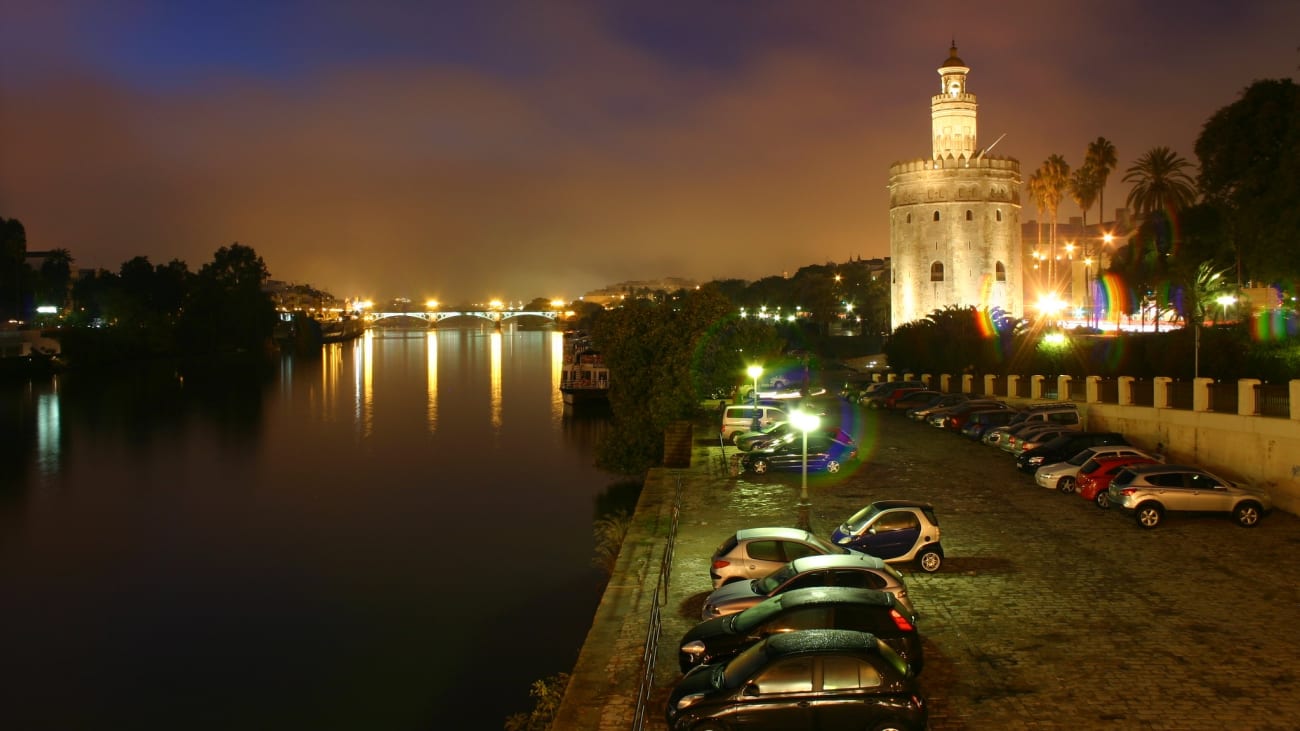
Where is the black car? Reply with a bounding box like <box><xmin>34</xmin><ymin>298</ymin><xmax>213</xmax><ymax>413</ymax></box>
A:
<box><xmin>665</xmin><ymin>629</ymin><xmax>928</xmax><ymax>731</ymax></box>
<box><xmin>677</xmin><ymin>586</ymin><xmax>923</xmax><ymax>674</ymax></box>
<box><xmin>737</xmin><ymin>433</ymin><xmax>859</xmax><ymax>475</ymax></box>
<box><xmin>1016</xmin><ymin>431</ymin><xmax>1128</xmax><ymax>473</ymax></box>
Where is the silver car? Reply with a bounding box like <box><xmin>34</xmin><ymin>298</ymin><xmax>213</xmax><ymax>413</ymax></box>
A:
<box><xmin>1107</xmin><ymin>463</ymin><xmax>1273</xmax><ymax>528</ymax></box>
<box><xmin>1034</xmin><ymin>445</ymin><xmax>1162</xmax><ymax>493</ymax></box>
<box><xmin>700</xmin><ymin>553</ymin><xmax>911</xmax><ymax>620</ymax></box>
<box><xmin>708</xmin><ymin>527</ymin><xmax>852</xmax><ymax>589</ymax></box>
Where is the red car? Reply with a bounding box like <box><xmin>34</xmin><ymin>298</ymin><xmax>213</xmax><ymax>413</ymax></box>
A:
<box><xmin>1077</xmin><ymin>455</ymin><xmax>1160</xmax><ymax>508</ymax></box>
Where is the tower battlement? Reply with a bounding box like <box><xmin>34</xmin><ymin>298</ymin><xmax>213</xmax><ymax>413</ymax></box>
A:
<box><xmin>889</xmin><ymin>155</ymin><xmax>1020</xmax><ymax>174</ymax></box>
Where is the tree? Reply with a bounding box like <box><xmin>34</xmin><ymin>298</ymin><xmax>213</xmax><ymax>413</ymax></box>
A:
<box><xmin>178</xmin><ymin>242</ymin><xmax>276</xmax><ymax>357</ymax></box>
<box><xmin>1085</xmin><ymin>137</ymin><xmax>1118</xmax><ymax>224</ymax></box>
<box><xmin>1039</xmin><ymin>154</ymin><xmax>1071</xmax><ymax>289</ymax></box>
<box><xmin>1026</xmin><ymin>169</ymin><xmax>1048</xmax><ymax>256</ymax></box>
<box><xmin>1195</xmin><ymin>78</ymin><xmax>1300</xmax><ymax>286</ymax></box>
<box><xmin>1122</xmin><ymin>146</ymin><xmax>1198</xmax><ymax>215</ymax></box>
<box><xmin>0</xmin><ymin>216</ymin><xmax>30</xmax><ymax>321</ymax></box>
<box><xmin>1068</xmin><ymin>164</ymin><xmax>1099</xmax><ymax>229</ymax></box>
<box><xmin>35</xmin><ymin>248</ymin><xmax>74</xmax><ymax>311</ymax></box>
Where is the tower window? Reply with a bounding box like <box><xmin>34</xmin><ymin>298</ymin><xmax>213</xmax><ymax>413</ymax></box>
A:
<box><xmin>930</xmin><ymin>262</ymin><xmax>945</xmax><ymax>282</ymax></box>
<box><xmin>906</xmin><ymin>213</ymin><xmax>912</xmax><ymax>224</ymax></box>
<box><xmin>996</xmin><ymin>262</ymin><xmax>1006</xmax><ymax>282</ymax></box>
<box><xmin>965</xmin><ymin>210</ymin><xmax>973</xmax><ymax>221</ymax></box>
<box><xmin>933</xmin><ymin>211</ymin><xmax>940</xmax><ymax>222</ymax></box>
<box><xmin>996</xmin><ymin>210</ymin><xmax>1003</xmax><ymax>222</ymax></box>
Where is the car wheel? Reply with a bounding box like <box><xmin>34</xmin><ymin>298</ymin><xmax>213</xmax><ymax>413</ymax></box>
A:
<box><xmin>1094</xmin><ymin>491</ymin><xmax>1110</xmax><ymax>509</ymax></box>
<box><xmin>1233</xmin><ymin>501</ymin><xmax>1264</xmax><ymax>527</ymax></box>
<box><xmin>752</xmin><ymin>459</ymin><xmax>769</xmax><ymax>474</ymax></box>
<box><xmin>1057</xmin><ymin>476</ymin><xmax>1077</xmax><ymax>494</ymax></box>
<box><xmin>772</xmin><ymin>380</ymin><xmax>785</xmax><ymax>390</ymax></box>
<box><xmin>917</xmin><ymin>547</ymin><xmax>942</xmax><ymax>573</ymax></box>
<box><xmin>871</xmin><ymin>721</ymin><xmax>910</xmax><ymax>731</ymax></box>
<box><xmin>1135</xmin><ymin>502</ymin><xmax>1163</xmax><ymax>528</ymax></box>
<box><xmin>825</xmin><ymin>460</ymin><xmax>841</xmax><ymax>473</ymax></box>
<box><xmin>693</xmin><ymin>723</ymin><xmax>727</xmax><ymax>731</ymax></box>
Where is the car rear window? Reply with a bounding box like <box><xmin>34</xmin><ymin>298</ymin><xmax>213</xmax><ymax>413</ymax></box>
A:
<box><xmin>1111</xmin><ymin>469</ymin><xmax>1137</xmax><ymax>488</ymax></box>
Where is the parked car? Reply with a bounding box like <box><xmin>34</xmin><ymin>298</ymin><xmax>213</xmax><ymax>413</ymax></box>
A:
<box><xmin>1107</xmin><ymin>463</ymin><xmax>1273</xmax><ymax>528</ymax></box>
<box><xmin>1001</xmin><ymin>422</ymin><xmax>1079</xmax><ymax>456</ymax></box>
<box><xmin>676</xmin><ymin>586</ymin><xmax>922</xmax><ymax>674</ymax></box>
<box><xmin>735</xmin><ymin>433</ymin><xmax>859</xmax><ymax>475</ymax></box>
<box><xmin>829</xmin><ymin>500</ymin><xmax>944</xmax><ymax>572</ymax></box>
<box><xmin>960</xmin><ymin>408</ymin><xmax>1020</xmax><ymax>440</ymax></box>
<box><xmin>1032</xmin><ymin>444</ymin><xmax>1161</xmax><ymax>493</ymax></box>
<box><xmin>907</xmin><ymin>393</ymin><xmax>968</xmax><ymax>422</ymax></box>
<box><xmin>931</xmin><ymin>399</ymin><xmax>1014</xmax><ymax>431</ymax></box>
<box><xmin>857</xmin><ymin>379</ymin><xmax>927</xmax><ymax>407</ymax></box>
<box><xmin>988</xmin><ymin>406</ymin><xmax>1081</xmax><ymax>448</ymax></box>
<box><xmin>890</xmin><ymin>390</ymin><xmax>943</xmax><ymax>412</ymax></box>
<box><xmin>1077</xmin><ymin>455</ymin><xmax>1162</xmax><ymax>508</ymax></box>
<box><xmin>1016</xmin><ymin>431</ymin><xmax>1128</xmax><ymax>473</ymax></box>
<box><xmin>701</xmin><ymin>552</ymin><xmax>911</xmax><ymax>620</ymax></box>
<box><xmin>719</xmin><ymin>404</ymin><xmax>787</xmax><ymax>443</ymax></box>
<box><xmin>709</xmin><ymin>527</ymin><xmax>854</xmax><ymax>589</ymax></box>
<box><xmin>665</xmin><ymin>629</ymin><xmax>929</xmax><ymax>731</ymax></box>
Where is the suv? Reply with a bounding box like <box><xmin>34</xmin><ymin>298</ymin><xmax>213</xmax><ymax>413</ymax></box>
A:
<box><xmin>984</xmin><ymin>405</ymin><xmax>1080</xmax><ymax>447</ymax></box>
<box><xmin>1016</xmin><ymin>431</ymin><xmax>1128</xmax><ymax>473</ymax></box>
<box><xmin>830</xmin><ymin>500</ymin><xmax>944</xmax><ymax>572</ymax></box>
<box><xmin>676</xmin><ymin>586</ymin><xmax>923</xmax><ymax>674</ymax></box>
<box><xmin>665</xmin><ymin>629</ymin><xmax>928</xmax><ymax>731</ymax></box>
<box><xmin>709</xmin><ymin>527</ymin><xmax>852</xmax><ymax>589</ymax></box>
<box><xmin>719</xmin><ymin>404</ymin><xmax>787</xmax><ymax>443</ymax></box>
<box><xmin>1107</xmin><ymin>463</ymin><xmax>1273</xmax><ymax>528</ymax></box>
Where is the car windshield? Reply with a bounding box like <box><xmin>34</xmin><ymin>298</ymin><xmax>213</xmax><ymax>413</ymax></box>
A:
<box><xmin>1079</xmin><ymin>458</ymin><xmax>1103</xmax><ymax>474</ymax></box>
<box><xmin>841</xmin><ymin>504</ymin><xmax>884</xmax><ymax>533</ymax></box>
<box><xmin>755</xmin><ymin>564</ymin><xmax>799</xmax><ymax>593</ymax></box>
<box><xmin>1067</xmin><ymin>449</ymin><xmax>1096</xmax><ymax>466</ymax></box>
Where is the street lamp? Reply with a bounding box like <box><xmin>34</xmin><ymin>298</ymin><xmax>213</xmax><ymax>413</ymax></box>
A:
<box><xmin>1216</xmin><ymin>294</ymin><xmax>1237</xmax><ymax>323</ymax></box>
<box><xmin>746</xmin><ymin>365</ymin><xmax>763</xmax><ymax>430</ymax></box>
<box><xmin>790</xmin><ymin>408</ymin><xmax>821</xmax><ymax>531</ymax></box>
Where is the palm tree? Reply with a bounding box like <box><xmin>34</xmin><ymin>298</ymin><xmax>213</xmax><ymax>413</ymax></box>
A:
<box><xmin>1085</xmin><ymin>137</ymin><xmax>1118</xmax><ymax>224</ymax></box>
<box><xmin>1027</xmin><ymin>169</ymin><xmax>1048</xmax><ymax>254</ymax></box>
<box><xmin>1040</xmin><ymin>154</ymin><xmax>1071</xmax><ymax>288</ymax></box>
<box><xmin>1068</xmin><ymin>164</ymin><xmax>1099</xmax><ymax>229</ymax></box>
<box><xmin>1122</xmin><ymin>146</ymin><xmax>1198</xmax><ymax>215</ymax></box>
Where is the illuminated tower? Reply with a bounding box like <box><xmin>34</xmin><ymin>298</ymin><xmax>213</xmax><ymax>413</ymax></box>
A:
<box><xmin>888</xmin><ymin>43</ymin><xmax>1023</xmax><ymax>330</ymax></box>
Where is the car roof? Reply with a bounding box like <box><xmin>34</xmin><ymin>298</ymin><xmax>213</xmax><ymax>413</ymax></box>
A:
<box><xmin>1124</xmin><ymin>463</ymin><xmax>1207</xmax><ymax>474</ymax></box>
<box><xmin>866</xmin><ymin>499</ymin><xmax>936</xmax><ymax>512</ymax></box>
<box><xmin>763</xmin><ymin>628</ymin><xmax>880</xmax><ymax>657</ymax></box>
<box><xmin>736</xmin><ymin>526</ymin><xmax>814</xmax><ymax>542</ymax></box>
<box><xmin>789</xmin><ymin>552</ymin><xmax>889</xmax><ymax>571</ymax></box>
<box><xmin>769</xmin><ymin>586</ymin><xmax>894</xmax><ymax>610</ymax></box>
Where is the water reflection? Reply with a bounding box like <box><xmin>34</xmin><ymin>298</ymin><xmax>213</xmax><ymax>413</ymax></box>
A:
<box><xmin>426</xmin><ymin>330</ymin><xmax>438</xmax><ymax>433</ymax></box>
<box><xmin>490</xmin><ymin>330</ymin><xmax>502</xmax><ymax>429</ymax></box>
<box><xmin>35</xmin><ymin>384</ymin><xmax>61</xmax><ymax>478</ymax></box>
<box><xmin>551</xmin><ymin>329</ymin><xmax>564</xmax><ymax>424</ymax></box>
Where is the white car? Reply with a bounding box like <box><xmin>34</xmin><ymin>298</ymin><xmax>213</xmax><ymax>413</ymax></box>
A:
<box><xmin>1034</xmin><ymin>445</ymin><xmax>1163</xmax><ymax>493</ymax></box>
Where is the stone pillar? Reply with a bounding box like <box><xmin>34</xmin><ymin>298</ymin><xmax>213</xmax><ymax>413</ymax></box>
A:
<box><xmin>1058</xmin><ymin>375</ymin><xmax>1073</xmax><ymax>402</ymax></box>
<box><xmin>1031</xmin><ymin>375</ymin><xmax>1045</xmax><ymax>400</ymax></box>
<box><xmin>985</xmin><ymin>374</ymin><xmax>999</xmax><ymax>398</ymax></box>
<box><xmin>1238</xmin><ymin>379</ymin><xmax>1261</xmax><ymax>416</ymax></box>
<box><xmin>1086</xmin><ymin>375</ymin><xmax>1101</xmax><ymax>403</ymax></box>
<box><xmin>922</xmin><ymin>374</ymin><xmax>932</xmax><ymax>387</ymax></box>
<box><xmin>940</xmin><ymin>374</ymin><xmax>952</xmax><ymax>393</ymax></box>
<box><xmin>961</xmin><ymin>374</ymin><xmax>974</xmax><ymax>394</ymax></box>
<box><xmin>1193</xmin><ymin>377</ymin><xmax>1213</xmax><ymax>412</ymax></box>
<box><xmin>1154</xmin><ymin>376</ymin><xmax>1173</xmax><ymax>409</ymax></box>
<box><xmin>1118</xmin><ymin>376</ymin><xmax>1135</xmax><ymax>406</ymax></box>
<box><xmin>1007</xmin><ymin>374</ymin><xmax>1022</xmax><ymax>399</ymax></box>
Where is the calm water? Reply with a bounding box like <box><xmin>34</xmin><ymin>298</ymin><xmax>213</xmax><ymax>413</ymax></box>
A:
<box><xmin>0</xmin><ymin>326</ymin><xmax>619</xmax><ymax>731</ymax></box>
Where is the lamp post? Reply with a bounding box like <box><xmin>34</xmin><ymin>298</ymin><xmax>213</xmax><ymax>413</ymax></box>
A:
<box><xmin>746</xmin><ymin>365</ymin><xmax>763</xmax><ymax>430</ymax></box>
<box><xmin>1216</xmin><ymin>294</ymin><xmax>1237</xmax><ymax>324</ymax></box>
<box><xmin>790</xmin><ymin>409</ymin><xmax>820</xmax><ymax>531</ymax></box>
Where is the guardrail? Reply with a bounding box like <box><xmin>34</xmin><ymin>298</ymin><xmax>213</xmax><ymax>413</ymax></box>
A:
<box><xmin>631</xmin><ymin>473</ymin><xmax>684</xmax><ymax>731</ymax></box>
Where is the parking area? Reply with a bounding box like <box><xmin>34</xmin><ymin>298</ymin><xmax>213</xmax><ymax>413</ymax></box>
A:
<box><xmin>648</xmin><ymin>406</ymin><xmax>1300</xmax><ymax>730</ymax></box>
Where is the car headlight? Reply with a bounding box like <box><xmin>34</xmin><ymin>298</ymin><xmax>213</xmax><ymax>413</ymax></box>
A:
<box><xmin>1028</xmin><ymin>456</ymin><xmax>1044</xmax><ymax>465</ymax></box>
<box><xmin>681</xmin><ymin>640</ymin><xmax>706</xmax><ymax>658</ymax></box>
<box><xmin>703</xmin><ymin>604</ymin><xmax>719</xmax><ymax>618</ymax></box>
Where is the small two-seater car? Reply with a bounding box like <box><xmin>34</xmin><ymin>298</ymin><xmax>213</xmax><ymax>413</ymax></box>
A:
<box><xmin>829</xmin><ymin>500</ymin><xmax>944</xmax><ymax>573</ymax></box>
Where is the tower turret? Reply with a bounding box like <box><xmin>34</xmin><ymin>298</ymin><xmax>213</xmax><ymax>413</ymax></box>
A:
<box><xmin>931</xmin><ymin>43</ymin><xmax>977</xmax><ymax>159</ymax></box>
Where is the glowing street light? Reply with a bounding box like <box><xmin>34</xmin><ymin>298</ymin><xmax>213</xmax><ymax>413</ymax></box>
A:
<box><xmin>1216</xmin><ymin>294</ymin><xmax>1237</xmax><ymax>323</ymax></box>
<box><xmin>790</xmin><ymin>408</ymin><xmax>821</xmax><ymax>531</ymax></box>
<box><xmin>746</xmin><ymin>364</ymin><xmax>763</xmax><ymax>429</ymax></box>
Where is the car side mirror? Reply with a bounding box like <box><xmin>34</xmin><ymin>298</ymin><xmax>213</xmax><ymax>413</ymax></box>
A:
<box><xmin>743</xmin><ymin>683</ymin><xmax>760</xmax><ymax>697</ymax></box>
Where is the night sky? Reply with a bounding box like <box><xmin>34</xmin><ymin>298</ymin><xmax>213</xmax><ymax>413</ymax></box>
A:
<box><xmin>2</xmin><ymin>0</ymin><xmax>1297</xmax><ymax>304</ymax></box>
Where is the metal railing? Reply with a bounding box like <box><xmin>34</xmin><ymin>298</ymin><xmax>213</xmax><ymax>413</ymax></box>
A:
<box><xmin>632</xmin><ymin>473</ymin><xmax>684</xmax><ymax>731</ymax></box>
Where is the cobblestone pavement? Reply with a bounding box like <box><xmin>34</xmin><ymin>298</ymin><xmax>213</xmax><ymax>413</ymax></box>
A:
<box><xmin>641</xmin><ymin>406</ymin><xmax>1300</xmax><ymax>731</ymax></box>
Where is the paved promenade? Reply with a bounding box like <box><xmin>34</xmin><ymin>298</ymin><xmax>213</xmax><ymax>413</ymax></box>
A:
<box><xmin>555</xmin><ymin>406</ymin><xmax>1300</xmax><ymax>730</ymax></box>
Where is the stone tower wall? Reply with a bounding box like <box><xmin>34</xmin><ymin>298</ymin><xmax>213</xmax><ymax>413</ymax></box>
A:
<box><xmin>889</xmin><ymin>155</ymin><xmax>1023</xmax><ymax>329</ymax></box>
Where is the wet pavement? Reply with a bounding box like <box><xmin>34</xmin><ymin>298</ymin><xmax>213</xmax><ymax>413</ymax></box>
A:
<box><xmin>558</xmin><ymin>404</ymin><xmax>1300</xmax><ymax>731</ymax></box>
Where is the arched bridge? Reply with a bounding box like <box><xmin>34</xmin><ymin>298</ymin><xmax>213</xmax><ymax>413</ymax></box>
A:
<box><xmin>368</xmin><ymin>310</ymin><xmax>560</xmax><ymax>325</ymax></box>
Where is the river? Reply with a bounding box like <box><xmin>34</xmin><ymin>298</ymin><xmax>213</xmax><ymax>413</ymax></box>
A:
<box><xmin>0</xmin><ymin>326</ymin><xmax>621</xmax><ymax>731</ymax></box>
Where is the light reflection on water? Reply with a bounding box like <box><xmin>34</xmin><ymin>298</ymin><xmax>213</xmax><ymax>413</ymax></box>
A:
<box><xmin>0</xmin><ymin>326</ymin><xmax>616</xmax><ymax>731</ymax></box>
